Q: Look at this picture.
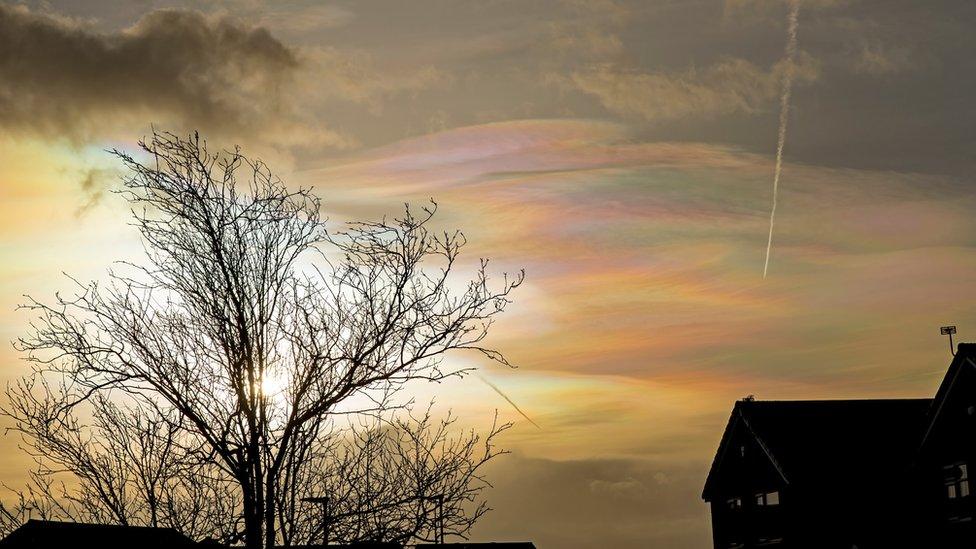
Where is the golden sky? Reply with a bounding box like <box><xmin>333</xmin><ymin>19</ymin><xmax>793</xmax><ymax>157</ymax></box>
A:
<box><xmin>2</xmin><ymin>1</ymin><xmax>975</xmax><ymax>547</ymax></box>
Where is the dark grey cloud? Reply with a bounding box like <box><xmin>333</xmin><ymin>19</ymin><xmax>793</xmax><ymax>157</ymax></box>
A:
<box><xmin>0</xmin><ymin>3</ymin><xmax>346</xmax><ymax>148</ymax></box>
<box><xmin>7</xmin><ymin>1</ymin><xmax>976</xmax><ymax>174</ymax></box>
<box><xmin>306</xmin><ymin>0</ymin><xmax>976</xmax><ymax>175</ymax></box>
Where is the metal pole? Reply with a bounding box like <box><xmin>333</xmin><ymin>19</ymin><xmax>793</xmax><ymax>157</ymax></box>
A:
<box><xmin>323</xmin><ymin>496</ymin><xmax>330</xmax><ymax>547</ymax></box>
<box><xmin>302</xmin><ymin>496</ymin><xmax>331</xmax><ymax>548</ymax></box>
<box><xmin>438</xmin><ymin>494</ymin><xmax>444</xmax><ymax>543</ymax></box>
<box><xmin>941</xmin><ymin>325</ymin><xmax>957</xmax><ymax>356</ymax></box>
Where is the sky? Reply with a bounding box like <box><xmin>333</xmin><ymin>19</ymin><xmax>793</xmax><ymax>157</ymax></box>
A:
<box><xmin>1</xmin><ymin>1</ymin><xmax>975</xmax><ymax>547</ymax></box>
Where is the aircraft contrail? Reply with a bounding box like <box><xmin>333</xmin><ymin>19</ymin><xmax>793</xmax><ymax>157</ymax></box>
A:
<box><xmin>477</xmin><ymin>375</ymin><xmax>541</xmax><ymax>429</ymax></box>
<box><xmin>762</xmin><ymin>0</ymin><xmax>801</xmax><ymax>279</ymax></box>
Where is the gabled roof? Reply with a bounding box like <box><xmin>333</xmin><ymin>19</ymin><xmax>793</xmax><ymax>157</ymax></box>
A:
<box><xmin>703</xmin><ymin>397</ymin><xmax>932</xmax><ymax>500</ymax></box>
<box><xmin>702</xmin><ymin>405</ymin><xmax>779</xmax><ymax>501</ymax></box>
<box><xmin>0</xmin><ymin>520</ymin><xmax>198</xmax><ymax>548</ymax></box>
<box><xmin>918</xmin><ymin>343</ymin><xmax>976</xmax><ymax>453</ymax></box>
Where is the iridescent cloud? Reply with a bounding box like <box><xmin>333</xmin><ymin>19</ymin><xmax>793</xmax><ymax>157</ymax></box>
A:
<box><xmin>297</xmin><ymin>119</ymin><xmax>975</xmax><ymax>395</ymax></box>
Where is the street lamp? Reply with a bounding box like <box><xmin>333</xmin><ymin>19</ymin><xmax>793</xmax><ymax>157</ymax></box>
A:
<box><xmin>302</xmin><ymin>496</ymin><xmax>331</xmax><ymax>547</ymax></box>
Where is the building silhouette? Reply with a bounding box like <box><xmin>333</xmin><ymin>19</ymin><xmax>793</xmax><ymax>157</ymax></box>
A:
<box><xmin>0</xmin><ymin>519</ymin><xmax>534</xmax><ymax>549</ymax></box>
<box><xmin>702</xmin><ymin>343</ymin><xmax>976</xmax><ymax>548</ymax></box>
<box><xmin>0</xmin><ymin>520</ymin><xmax>198</xmax><ymax>548</ymax></box>
<box><xmin>414</xmin><ymin>541</ymin><xmax>535</xmax><ymax>549</ymax></box>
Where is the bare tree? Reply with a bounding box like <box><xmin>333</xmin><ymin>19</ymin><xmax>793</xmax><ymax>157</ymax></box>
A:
<box><xmin>1</xmin><ymin>394</ymin><xmax>508</xmax><ymax>546</ymax></box>
<box><xmin>3</xmin><ymin>131</ymin><xmax>523</xmax><ymax>548</ymax></box>
<box><xmin>278</xmin><ymin>406</ymin><xmax>510</xmax><ymax>546</ymax></box>
<box><xmin>1</xmin><ymin>385</ymin><xmax>243</xmax><ymax>542</ymax></box>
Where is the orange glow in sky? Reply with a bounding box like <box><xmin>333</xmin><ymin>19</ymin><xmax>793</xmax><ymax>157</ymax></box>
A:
<box><xmin>2</xmin><ymin>2</ymin><xmax>975</xmax><ymax>547</ymax></box>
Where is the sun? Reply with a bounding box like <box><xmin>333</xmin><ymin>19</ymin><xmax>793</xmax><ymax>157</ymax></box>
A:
<box><xmin>259</xmin><ymin>371</ymin><xmax>288</xmax><ymax>399</ymax></box>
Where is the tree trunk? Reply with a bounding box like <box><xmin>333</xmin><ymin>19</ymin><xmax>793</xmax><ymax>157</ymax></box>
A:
<box><xmin>264</xmin><ymin>477</ymin><xmax>277</xmax><ymax>549</ymax></box>
<box><xmin>242</xmin><ymin>480</ymin><xmax>264</xmax><ymax>549</ymax></box>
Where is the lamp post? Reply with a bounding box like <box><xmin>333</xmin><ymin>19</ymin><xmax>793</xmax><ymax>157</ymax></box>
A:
<box><xmin>302</xmin><ymin>496</ymin><xmax>331</xmax><ymax>547</ymax></box>
<box><xmin>418</xmin><ymin>494</ymin><xmax>445</xmax><ymax>543</ymax></box>
<box><xmin>941</xmin><ymin>325</ymin><xmax>957</xmax><ymax>356</ymax></box>
<box><xmin>302</xmin><ymin>493</ymin><xmax>446</xmax><ymax>545</ymax></box>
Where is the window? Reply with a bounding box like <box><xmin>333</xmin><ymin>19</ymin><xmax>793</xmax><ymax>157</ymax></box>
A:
<box><xmin>944</xmin><ymin>463</ymin><xmax>970</xmax><ymax>499</ymax></box>
<box><xmin>727</xmin><ymin>497</ymin><xmax>742</xmax><ymax>510</ymax></box>
<box><xmin>755</xmin><ymin>491</ymin><xmax>780</xmax><ymax>506</ymax></box>
<box><xmin>948</xmin><ymin>514</ymin><xmax>973</xmax><ymax>523</ymax></box>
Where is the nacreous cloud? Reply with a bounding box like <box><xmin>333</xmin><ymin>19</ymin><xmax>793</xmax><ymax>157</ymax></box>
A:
<box><xmin>0</xmin><ymin>4</ymin><xmax>346</xmax><ymax>148</ymax></box>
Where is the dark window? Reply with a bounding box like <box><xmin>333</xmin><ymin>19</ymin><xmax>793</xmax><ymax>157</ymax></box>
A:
<box><xmin>943</xmin><ymin>462</ymin><xmax>974</xmax><ymax>523</ymax></box>
<box><xmin>944</xmin><ymin>463</ymin><xmax>970</xmax><ymax>499</ymax></box>
<box><xmin>948</xmin><ymin>515</ymin><xmax>973</xmax><ymax>523</ymax></box>
<box><xmin>755</xmin><ymin>491</ymin><xmax>780</xmax><ymax>506</ymax></box>
<box><xmin>727</xmin><ymin>497</ymin><xmax>742</xmax><ymax>510</ymax></box>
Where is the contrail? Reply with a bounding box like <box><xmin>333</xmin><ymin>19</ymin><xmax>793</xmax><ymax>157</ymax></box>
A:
<box><xmin>762</xmin><ymin>0</ymin><xmax>801</xmax><ymax>279</ymax></box>
<box><xmin>476</xmin><ymin>375</ymin><xmax>541</xmax><ymax>429</ymax></box>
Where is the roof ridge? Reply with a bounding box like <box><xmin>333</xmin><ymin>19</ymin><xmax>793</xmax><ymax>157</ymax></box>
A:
<box><xmin>739</xmin><ymin>398</ymin><xmax>932</xmax><ymax>403</ymax></box>
<box><xmin>25</xmin><ymin>519</ymin><xmax>179</xmax><ymax>530</ymax></box>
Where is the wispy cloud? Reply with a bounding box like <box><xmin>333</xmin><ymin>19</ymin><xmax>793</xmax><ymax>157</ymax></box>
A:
<box><xmin>299</xmin><ymin>120</ymin><xmax>976</xmax><ymax>398</ymax></box>
<box><xmin>557</xmin><ymin>55</ymin><xmax>818</xmax><ymax>123</ymax></box>
<box><xmin>3</xmin><ymin>2</ymin><xmax>976</xmax><ymax>545</ymax></box>
<box><xmin>306</xmin><ymin>47</ymin><xmax>450</xmax><ymax>115</ymax></box>
<box><xmin>74</xmin><ymin>167</ymin><xmax>114</xmax><ymax>218</ymax></box>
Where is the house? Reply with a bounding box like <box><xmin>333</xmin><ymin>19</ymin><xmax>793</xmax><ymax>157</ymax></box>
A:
<box><xmin>702</xmin><ymin>343</ymin><xmax>976</xmax><ymax>548</ymax></box>
<box><xmin>415</xmin><ymin>544</ymin><xmax>536</xmax><ymax>548</ymax></box>
<box><xmin>0</xmin><ymin>519</ymin><xmax>198</xmax><ymax>548</ymax></box>
<box><xmin>290</xmin><ymin>541</ymin><xmax>403</xmax><ymax>549</ymax></box>
<box><xmin>0</xmin><ymin>520</ymin><xmax>534</xmax><ymax>549</ymax></box>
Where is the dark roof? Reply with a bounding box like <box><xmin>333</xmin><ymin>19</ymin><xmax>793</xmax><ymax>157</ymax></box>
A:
<box><xmin>0</xmin><ymin>520</ymin><xmax>198</xmax><ymax>548</ymax></box>
<box><xmin>703</xmin><ymin>397</ymin><xmax>933</xmax><ymax>499</ymax></box>
<box><xmin>285</xmin><ymin>545</ymin><xmax>401</xmax><ymax>549</ymax></box>
<box><xmin>415</xmin><ymin>544</ymin><xmax>536</xmax><ymax>549</ymax></box>
<box><xmin>919</xmin><ymin>343</ymin><xmax>976</xmax><ymax>452</ymax></box>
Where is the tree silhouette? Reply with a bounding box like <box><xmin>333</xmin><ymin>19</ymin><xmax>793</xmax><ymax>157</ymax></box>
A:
<box><xmin>2</xmin><ymin>131</ymin><xmax>523</xmax><ymax>548</ymax></box>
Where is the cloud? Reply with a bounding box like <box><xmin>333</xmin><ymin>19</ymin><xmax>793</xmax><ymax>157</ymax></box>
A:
<box><xmin>74</xmin><ymin>167</ymin><xmax>114</xmax><ymax>219</ymax></box>
<box><xmin>546</xmin><ymin>0</ymin><xmax>629</xmax><ymax>62</ymax></box>
<box><xmin>723</xmin><ymin>0</ymin><xmax>848</xmax><ymax>23</ymax></box>
<box><xmin>559</xmin><ymin>55</ymin><xmax>819</xmax><ymax>122</ymax></box>
<box><xmin>307</xmin><ymin>47</ymin><xmax>450</xmax><ymax>116</ymax></box>
<box><xmin>472</xmin><ymin>453</ymin><xmax>711</xmax><ymax>549</ymax></box>
<box><xmin>0</xmin><ymin>4</ymin><xmax>349</xmax><ymax>148</ymax></box>
<box><xmin>255</xmin><ymin>4</ymin><xmax>356</xmax><ymax>35</ymax></box>
<box><xmin>548</xmin><ymin>23</ymin><xmax>624</xmax><ymax>61</ymax></box>
<box><xmin>589</xmin><ymin>477</ymin><xmax>647</xmax><ymax>499</ymax></box>
<box><xmin>298</xmin><ymin>119</ymin><xmax>976</xmax><ymax>398</ymax></box>
<box><xmin>848</xmin><ymin>40</ymin><xmax>918</xmax><ymax>76</ymax></box>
